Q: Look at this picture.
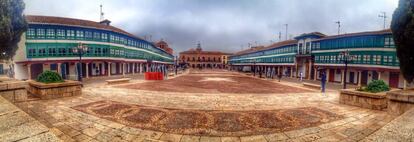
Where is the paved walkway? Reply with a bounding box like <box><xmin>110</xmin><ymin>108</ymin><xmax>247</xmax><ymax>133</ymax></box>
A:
<box><xmin>12</xmin><ymin>70</ymin><xmax>397</xmax><ymax>142</ymax></box>
<box><xmin>0</xmin><ymin>95</ymin><xmax>60</xmax><ymax>142</ymax></box>
<box><xmin>363</xmin><ymin>108</ymin><xmax>414</xmax><ymax>142</ymax></box>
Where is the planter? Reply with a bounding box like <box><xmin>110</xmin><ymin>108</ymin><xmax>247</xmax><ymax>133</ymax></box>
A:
<box><xmin>28</xmin><ymin>80</ymin><xmax>82</xmax><ymax>100</ymax></box>
<box><xmin>0</xmin><ymin>80</ymin><xmax>28</xmax><ymax>103</ymax></box>
<box><xmin>387</xmin><ymin>89</ymin><xmax>414</xmax><ymax>116</ymax></box>
<box><xmin>339</xmin><ymin>89</ymin><xmax>388</xmax><ymax>110</ymax></box>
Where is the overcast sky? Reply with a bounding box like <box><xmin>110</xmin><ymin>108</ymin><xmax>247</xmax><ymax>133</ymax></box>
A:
<box><xmin>24</xmin><ymin>0</ymin><xmax>398</xmax><ymax>55</ymax></box>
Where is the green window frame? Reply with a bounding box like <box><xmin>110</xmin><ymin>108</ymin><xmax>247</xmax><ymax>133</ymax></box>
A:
<box><xmin>56</xmin><ymin>29</ymin><xmax>65</xmax><ymax>39</ymax></box>
<box><xmin>27</xmin><ymin>28</ymin><xmax>36</xmax><ymax>38</ymax></box>
<box><xmin>46</xmin><ymin>29</ymin><xmax>55</xmax><ymax>39</ymax></box>
<box><xmin>36</xmin><ymin>29</ymin><xmax>45</xmax><ymax>38</ymax></box>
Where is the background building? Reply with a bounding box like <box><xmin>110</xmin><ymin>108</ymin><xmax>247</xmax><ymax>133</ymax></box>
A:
<box><xmin>155</xmin><ymin>40</ymin><xmax>173</xmax><ymax>55</ymax></box>
<box><xmin>179</xmin><ymin>43</ymin><xmax>231</xmax><ymax>69</ymax></box>
<box><xmin>13</xmin><ymin>15</ymin><xmax>174</xmax><ymax>80</ymax></box>
<box><xmin>229</xmin><ymin>29</ymin><xmax>404</xmax><ymax>88</ymax></box>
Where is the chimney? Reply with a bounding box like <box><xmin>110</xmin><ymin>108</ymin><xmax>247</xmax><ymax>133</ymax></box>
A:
<box><xmin>99</xmin><ymin>19</ymin><xmax>111</xmax><ymax>26</ymax></box>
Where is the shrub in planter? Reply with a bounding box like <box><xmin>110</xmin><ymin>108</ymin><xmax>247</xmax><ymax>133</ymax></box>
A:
<box><xmin>36</xmin><ymin>71</ymin><xmax>64</xmax><ymax>83</ymax></box>
<box><xmin>364</xmin><ymin>80</ymin><xmax>390</xmax><ymax>93</ymax></box>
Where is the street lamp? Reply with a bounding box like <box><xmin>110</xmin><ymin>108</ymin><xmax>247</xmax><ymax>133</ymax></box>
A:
<box><xmin>72</xmin><ymin>43</ymin><xmax>88</xmax><ymax>81</ymax></box>
<box><xmin>339</xmin><ymin>50</ymin><xmax>357</xmax><ymax>89</ymax></box>
<box><xmin>253</xmin><ymin>60</ymin><xmax>257</xmax><ymax>76</ymax></box>
<box><xmin>175</xmin><ymin>56</ymin><xmax>178</xmax><ymax>75</ymax></box>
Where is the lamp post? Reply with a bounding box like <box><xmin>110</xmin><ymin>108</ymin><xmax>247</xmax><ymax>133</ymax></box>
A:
<box><xmin>72</xmin><ymin>43</ymin><xmax>88</xmax><ymax>82</ymax></box>
<box><xmin>252</xmin><ymin>60</ymin><xmax>258</xmax><ymax>76</ymax></box>
<box><xmin>339</xmin><ymin>50</ymin><xmax>356</xmax><ymax>89</ymax></box>
<box><xmin>175</xmin><ymin>56</ymin><xmax>178</xmax><ymax>75</ymax></box>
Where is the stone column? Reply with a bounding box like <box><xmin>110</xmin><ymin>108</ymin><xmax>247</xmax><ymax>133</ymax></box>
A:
<box><xmin>140</xmin><ymin>63</ymin><xmax>143</xmax><ymax>73</ymax></box>
<box><xmin>57</xmin><ymin>63</ymin><xmax>61</xmax><ymax>74</ymax></box>
<box><xmin>108</xmin><ymin>62</ymin><xmax>111</xmax><ymax>77</ymax></box>
<box><xmin>295</xmin><ymin>63</ymin><xmax>299</xmax><ymax>77</ymax></box>
<box><xmin>378</xmin><ymin>71</ymin><xmax>382</xmax><ymax>80</ymax></box>
<box><xmin>122</xmin><ymin>63</ymin><xmax>126</xmax><ymax>76</ymax></box>
<box><xmin>341</xmin><ymin>69</ymin><xmax>345</xmax><ymax>85</ymax></box>
<box><xmin>308</xmin><ymin>61</ymin><xmax>312</xmax><ymax>80</ymax></box>
<box><xmin>290</xmin><ymin>67</ymin><xmax>293</xmax><ymax>78</ymax></box>
<box><xmin>326</xmin><ymin>68</ymin><xmax>330</xmax><ymax>83</ymax></box>
<box><xmin>85</xmin><ymin>63</ymin><xmax>89</xmax><ymax>78</ymax></box>
<box><xmin>27</xmin><ymin>63</ymin><xmax>32</xmax><ymax>80</ymax></box>
<box><xmin>314</xmin><ymin>67</ymin><xmax>317</xmax><ymax>81</ymax></box>
<box><xmin>132</xmin><ymin>63</ymin><xmax>135</xmax><ymax>75</ymax></box>
<box><xmin>358</xmin><ymin>71</ymin><xmax>362</xmax><ymax>87</ymax></box>
<box><xmin>404</xmin><ymin>80</ymin><xmax>407</xmax><ymax>90</ymax></box>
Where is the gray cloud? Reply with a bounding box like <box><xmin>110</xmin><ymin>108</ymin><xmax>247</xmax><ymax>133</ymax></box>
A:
<box><xmin>24</xmin><ymin>0</ymin><xmax>398</xmax><ymax>55</ymax></box>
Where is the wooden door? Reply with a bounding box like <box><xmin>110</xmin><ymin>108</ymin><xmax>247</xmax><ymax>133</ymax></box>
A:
<box><xmin>349</xmin><ymin>72</ymin><xmax>355</xmax><ymax>84</ymax></box>
<box><xmin>31</xmin><ymin>63</ymin><xmax>43</xmax><ymax>80</ymax></box>
<box><xmin>329</xmin><ymin>69</ymin><xmax>335</xmax><ymax>82</ymax></box>
<box><xmin>389</xmin><ymin>72</ymin><xmax>400</xmax><ymax>88</ymax></box>
<box><xmin>361</xmin><ymin>71</ymin><xmax>368</xmax><ymax>85</ymax></box>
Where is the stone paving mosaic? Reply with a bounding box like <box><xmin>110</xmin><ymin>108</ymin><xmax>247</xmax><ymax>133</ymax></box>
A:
<box><xmin>118</xmin><ymin>72</ymin><xmax>312</xmax><ymax>94</ymax></box>
<box><xmin>72</xmin><ymin>100</ymin><xmax>342</xmax><ymax>137</ymax></box>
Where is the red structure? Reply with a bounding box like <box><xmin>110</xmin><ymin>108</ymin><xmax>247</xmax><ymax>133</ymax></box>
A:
<box><xmin>145</xmin><ymin>72</ymin><xmax>164</xmax><ymax>80</ymax></box>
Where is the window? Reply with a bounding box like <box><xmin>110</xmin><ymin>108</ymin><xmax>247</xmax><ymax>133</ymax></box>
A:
<box><xmin>27</xmin><ymin>28</ymin><xmax>36</xmax><ymax>38</ymax></box>
<box><xmin>67</xmin><ymin>30</ymin><xmax>75</xmax><ymax>39</ymax></box>
<box><xmin>37</xmin><ymin>29</ymin><xmax>45</xmax><ymax>38</ymax></box>
<box><xmin>28</xmin><ymin>48</ymin><xmax>36</xmax><ymax>57</ymax></box>
<box><xmin>46</xmin><ymin>29</ymin><xmax>55</xmax><ymax>38</ymax></box>
<box><xmin>85</xmin><ymin>31</ymin><xmax>93</xmax><ymax>39</ymax></box>
<box><xmin>388</xmin><ymin>56</ymin><xmax>393</xmax><ymax>63</ymax></box>
<box><xmin>58</xmin><ymin>47</ymin><xmax>66</xmax><ymax>55</ymax></box>
<box><xmin>102</xmin><ymin>33</ymin><xmax>108</xmax><ymax>41</ymax></box>
<box><xmin>56</xmin><ymin>29</ymin><xmax>65</xmax><ymax>38</ymax></box>
<box><xmin>372</xmin><ymin>55</ymin><xmax>381</xmax><ymax>64</ymax></box>
<box><xmin>48</xmin><ymin>47</ymin><xmax>57</xmax><ymax>56</ymax></box>
<box><xmin>110</xmin><ymin>35</ymin><xmax>115</xmax><ymax>42</ymax></box>
<box><xmin>76</xmin><ymin>31</ymin><xmax>84</xmax><ymax>38</ymax></box>
<box><xmin>384</xmin><ymin>37</ymin><xmax>395</xmax><ymax>47</ymax></box>
<box><xmin>94</xmin><ymin>32</ymin><xmax>100</xmax><ymax>40</ymax></box>
<box><xmin>363</xmin><ymin>55</ymin><xmax>370</xmax><ymax>64</ymax></box>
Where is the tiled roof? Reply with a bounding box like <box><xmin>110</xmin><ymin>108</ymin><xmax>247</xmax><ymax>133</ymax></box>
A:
<box><xmin>314</xmin><ymin>29</ymin><xmax>392</xmax><ymax>41</ymax></box>
<box><xmin>25</xmin><ymin>15</ymin><xmax>145</xmax><ymax>41</ymax></box>
<box><xmin>295</xmin><ymin>32</ymin><xmax>326</xmax><ymax>39</ymax></box>
<box><xmin>233</xmin><ymin>40</ymin><xmax>297</xmax><ymax>56</ymax></box>
<box><xmin>180</xmin><ymin>50</ymin><xmax>232</xmax><ymax>55</ymax></box>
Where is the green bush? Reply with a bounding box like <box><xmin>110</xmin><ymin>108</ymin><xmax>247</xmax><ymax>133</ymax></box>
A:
<box><xmin>363</xmin><ymin>80</ymin><xmax>390</xmax><ymax>93</ymax></box>
<box><xmin>36</xmin><ymin>71</ymin><xmax>64</xmax><ymax>83</ymax></box>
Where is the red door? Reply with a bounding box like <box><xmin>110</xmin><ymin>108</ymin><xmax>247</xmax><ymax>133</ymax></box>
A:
<box><xmin>329</xmin><ymin>69</ymin><xmax>335</xmax><ymax>82</ymax></box>
<box><xmin>389</xmin><ymin>72</ymin><xmax>400</xmax><ymax>88</ymax></box>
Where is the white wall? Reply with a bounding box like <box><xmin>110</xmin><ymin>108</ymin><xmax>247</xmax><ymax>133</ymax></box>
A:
<box><xmin>380</xmin><ymin>72</ymin><xmax>390</xmax><ymax>85</ymax></box>
<box><xmin>399</xmin><ymin>74</ymin><xmax>405</xmax><ymax>88</ymax></box>
<box><xmin>68</xmin><ymin>63</ymin><xmax>77</xmax><ymax>80</ymax></box>
<box><xmin>111</xmin><ymin>63</ymin><xmax>117</xmax><ymax>74</ymax></box>
<box><xmin>14</xmin><ymin>64</ymin><xmax>28</xmax><ymax>80</ymax></box>
<box><xmin>334</xmin><ymin>69</ymin><xmax>342</xmax><ymax>82</ymax></box>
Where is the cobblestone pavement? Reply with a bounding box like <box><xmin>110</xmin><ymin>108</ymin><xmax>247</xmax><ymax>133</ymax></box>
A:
<box><xmin>14</xmin><ymin>70</ymin><xmax>396</xmax><ymax>142</ymax></box>
<box><xmin>118</xmin><ymin>70</ymin><xmax>311</xmax><ymax>94</ymax></box>
<box><xmin>0</xmin><ymin>95</ymin><xmax>60</xmax><ymax>142</ymax></box>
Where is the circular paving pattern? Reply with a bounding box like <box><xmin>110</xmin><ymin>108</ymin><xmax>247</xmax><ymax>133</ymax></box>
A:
<box><xmin>73</xmin><ymin>100</ymin><xmax>342</xmax><ymax>136</ymax></box>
